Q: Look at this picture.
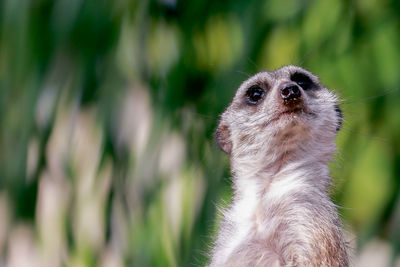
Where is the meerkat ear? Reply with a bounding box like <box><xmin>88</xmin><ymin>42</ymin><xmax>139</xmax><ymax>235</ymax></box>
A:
<box><xmin>215</xmin><ymin>121</ymin><xmax>232</xmax><ymax>155</ymax></box>
<box><xmin>334</xmin><ymin>104</ymin><xmax>343</xmax><ymax>132</ymax></box>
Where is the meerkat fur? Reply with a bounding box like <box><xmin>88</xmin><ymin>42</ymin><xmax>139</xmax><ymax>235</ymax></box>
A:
<box><xmin>209</xmin><ymin>66</ymin><xmax>349</xmax><ymax>267</ymax></box>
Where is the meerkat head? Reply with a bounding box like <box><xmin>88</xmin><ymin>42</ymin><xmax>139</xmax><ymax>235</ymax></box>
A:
<box><xmin>215</xmin><ymin>65</ymin><xmax>342</xmax><ymax>165</ymax></box>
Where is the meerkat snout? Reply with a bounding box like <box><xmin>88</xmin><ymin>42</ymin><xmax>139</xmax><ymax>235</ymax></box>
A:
<box><xmin>280</xmin><ymin>83</ymin><xmax>301</xmax><ymax>102</ymax></box>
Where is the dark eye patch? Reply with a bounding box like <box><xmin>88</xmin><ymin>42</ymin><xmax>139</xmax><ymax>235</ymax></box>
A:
<box><xmin>334</xmin><ymin>104</ymin><xmax>343</xmax><ymax>132</ymax></box>
<box><xmin>291</xmin><ymin>72</ymin><xmax>314</xmax><ymax>90</ymax></box>
<box><xmin>245</xmin><ymin>85</ymin><xmax>265</xmax><ymax>105</ymax></box>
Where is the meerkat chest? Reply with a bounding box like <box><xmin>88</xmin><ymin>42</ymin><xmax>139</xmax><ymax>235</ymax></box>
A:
<box><xmin>222</xmin><ymin>180</ymin><xmax>263</xmax><ymax>255</ymax></box>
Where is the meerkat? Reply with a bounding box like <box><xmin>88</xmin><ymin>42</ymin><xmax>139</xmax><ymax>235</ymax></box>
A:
<box><xmin>209</xmin><ymin>66</ymin><xmax>348</xmax><ymax>267</ymax></box>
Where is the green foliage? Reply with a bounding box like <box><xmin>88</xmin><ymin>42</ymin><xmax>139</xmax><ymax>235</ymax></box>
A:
<box><xmin>0</xmin><ymin>0</ymin><xmax>400</xmax><ymax>266</ymax></box>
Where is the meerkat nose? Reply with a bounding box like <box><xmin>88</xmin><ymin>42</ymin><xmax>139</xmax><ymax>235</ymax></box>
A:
<box><xmin>280</xmin><ymin>84</ymin><xmax>301</xmax><ymax>102</ymax></box>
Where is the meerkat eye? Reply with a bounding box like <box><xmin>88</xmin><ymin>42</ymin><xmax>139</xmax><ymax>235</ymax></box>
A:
<box><xmin>291</xmin><ymin>73</ymin><xmax>313</xmax><ymax>90</ymax></box>
<box><xmin>246</xmin><ymin>86</ymin><xmax>265</xmax><ymax>104</ymax></box>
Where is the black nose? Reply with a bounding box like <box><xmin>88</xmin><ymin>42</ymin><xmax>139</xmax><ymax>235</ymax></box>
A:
<box><xmin>280</xmin><ymin>84</ymin><xmax>301</xmax><ymax>101</ymax></box>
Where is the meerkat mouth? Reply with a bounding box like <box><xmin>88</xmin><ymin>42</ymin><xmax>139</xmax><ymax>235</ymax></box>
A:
<box><xmin>280</xmin><ymin>107</ymin><xmax>303</xmax><ymax>115</ymax></box>
<box><xmin>269</xmin><ymin>107</ymin><xmax>315</xmax><ymax>125</ymax></box>
<box><xmin>262</xmin><ymin>108</ymin><xmax>313</xmax><ymax>128</ymax></box>
<box><xmin>278</xmin><ymin>107</ymin><xmax>315</xmax><ymax>118</ymax></box>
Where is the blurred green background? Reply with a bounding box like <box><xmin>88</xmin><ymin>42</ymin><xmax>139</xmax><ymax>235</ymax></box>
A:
<box><xmin>1</xmin><ymin>0</ymin><xmax>400</xmax><ymax>266</ymax></box>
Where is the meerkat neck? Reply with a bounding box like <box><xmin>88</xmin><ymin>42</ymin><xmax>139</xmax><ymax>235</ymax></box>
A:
<box><xmin>234</xmin><ymin>155</ymin><xmax>332</xmax><ymax>192</ymax></box>
<box><xmin>230</xmin><ymin>161</ymin><xmax>347</xmax><ymax>266</ymax></box>
<box><xmin>234</xmin><ymin>161</ymin><xmax>330</xmax><ymax>209</ymax></box>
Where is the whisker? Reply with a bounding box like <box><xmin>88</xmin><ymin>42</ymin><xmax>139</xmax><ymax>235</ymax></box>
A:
<box><xmin>234</xmin><ymin>70</ymin><xmax>252</xmax><ymax>78</ymax></box>
<box><xmin>340</xmin><ymin>127</ymin><xmax>389</xmax><ymax>143</ymax></box>
<box><xmin>245</xmin><ymin>57</ymin><xmax>260</xmax><ymax>71</ymax></box>
<box><xmin>338</xmin><ymin>88</ymin><xmax>399</xmax><ymax>105</ymax></box>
